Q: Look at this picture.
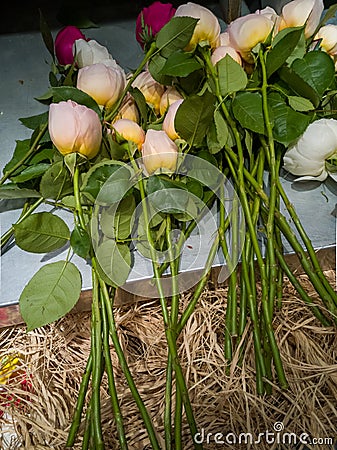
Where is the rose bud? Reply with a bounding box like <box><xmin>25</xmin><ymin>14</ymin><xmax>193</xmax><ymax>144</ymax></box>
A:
<box><xmin>112</xmin><ymin>119</ymin><xmax>145</xmax><ymax>150</ymax></box>
<box><xmin>141</xmin><ymin>129</ymin><xmax>178</xmax><ymax>174</ymax></box>
<box><xmin>136</xmin><ymin>1</ymin><xmax>176</xmax><ymax>48</ymax></box>
<box><xmin>113</xmin><ymin>93</ymin><xmax>140</xmax><ymax>123</ymax></box>
<box><xmin>162</xmin><ymin>99</ymin><xmax>184</xmax><ymax>140</ymax></box>
<box><xmin>77</xmin><ymin>63</ymin><xmax>126</xmax><ymax>108</ymax></box>
<box><xmin>49</xmin><ymin>100</ymin><xmax>102</xmax><ymax>159</ymax></box>
<box><xmin>228</xmin><ymin>13</ymin><xmax>275</xmax><ymax>62</ymax></box>
<box><xmin>132</xmin><ymin>70</ymin><xmax>165</xmax><ymax>114</ymax></box>
<box><xmin>55</xmin><ymin>26</ymin><xmax>86</xmax><ymax>66</ymax></box>
<box><xmin>283</xmin><ymin>118</ymin><xmax>337</xmax><ymax>181</ymax></box>
<box><xmin>279</xmin><ymin>0</ymin><xmax>324</xmax><ymax>39</ymax></box>
<box><xmin>159</xmin><ymin>86</ymin><xmax>184</xmax><ymax>116</ymax></box>
<box><xmin>211</xmin><ymin>45</ymin><xmax>242</xmax><ymax>65</ymax></box>
<box><xmin>174</xmin><ymin>2</ymin><xmax>220</xmax><ymax>50</ymax></box>
<box><xmin>315</xmin><ymin>24</ymin><xmax>337</xmax><ymax>56</ymax></box>
<box><xmin>74</xmin><ymin>39</ymin><xmax>121</xmax><ymax>68</ymax></box>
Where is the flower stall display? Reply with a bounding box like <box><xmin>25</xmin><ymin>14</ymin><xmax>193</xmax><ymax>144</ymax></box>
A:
<box><xmin>1</xmin><ymin>0</ymin><xmax>337</xmax><ymax>447</ymax></box>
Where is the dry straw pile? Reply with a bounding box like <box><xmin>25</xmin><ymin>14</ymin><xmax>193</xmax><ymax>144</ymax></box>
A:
<box><xmin>0</xmin><ymin>272</ymin><xmax>336</xmax><ymax>449</ymax></box>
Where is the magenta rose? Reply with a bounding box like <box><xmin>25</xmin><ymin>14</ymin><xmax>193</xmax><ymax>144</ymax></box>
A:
<box><xmin>55</xmin><ymin>25</ymin><xmax>87</xmax><ymax>65</ymax></box>
<box><xmin>136</xmin><ymin>1</ymin><xmax>176</xmax><ymax>48</ymax></box>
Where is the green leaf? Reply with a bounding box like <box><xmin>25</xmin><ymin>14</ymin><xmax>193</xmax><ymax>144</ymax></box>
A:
<box><xmin>217</xmin><ymin>54</ymin><xmax>248</xmax><ymax>96</ymax></box>
<box><xmin>232</xmin><ymin>92</ymin><xmax>265</xmax><ymax>134</ymax></box>
<box><xmin>19</xmin><ymin>112</ymin><xmax>49</xmax><ymax>130</ymax></box>
<box><xmin>81</xmin><ymin>160</ymin><xmax>134</xmax><ymax>204</ymax></box>
<box><xmin>29</xmin><ymin>148</ymin><xmax>55</xmax><ymax>165</ymax></box>
<box><xmin>175</xmin><ymin>91</ymin><xmax>216</xmax><ymax>147</ymax></box>
<box><xmin>155</xmin><ymin>16</ymin><xmax>198</xmax><ymax>57</ymax></box>
<box><xmin>268</xmin><ymin>92</ymin><xmax>310</xmax><ymax>146</ymax></box>
<box><xmin>287</xmin><ymin>95</ymin><xmax>315</xmax><ymax>111</ymax></box>
<box><xmin>148</xmin><ymin>53</ymin><xmax>173</xmax><ymax>86</ymax></box>
<box><xmin>160</xmin><ymin>51</ymin><xmax>201</xmax><ymax>77</ymax></box>
<box><xmin>0</xmin><ymin>184</ymin><xmax>41</xmax><ymax>199</ymax></box>
<box><xmin>129</xmin><ymin>87</ymin><xmax>148</xmax><ymax>125</ymax></box>
<box><xmin>279</xmin><ymin>65</ymin><xmax>320</xmax><ymax>107</ymax></box>
<box><xmin>39</xmin><ymin>9</ymin><xmax>55</xmax><ymax>61</ymax></box>
<box><xmin>14</xmin><ymin>212</ymin><xmax>70</xmax><ymax>253</ymax></box>
<box><xmin>11</xmin><ymin>163</ymin><xmax>51</xmax><ymax>183</ymax></box>
<box><xmin>146</xmin><ymin>175</ymin><xmax>190</xmax><ymax>214</ymax></box>
<box><xmin>95</xmin><ymin>239</ymin><xmax>131</xmax><ymax>287</ymax></box>
<box><xmin>51</xmin><ymin>87</ymin><xmax>102</xmax><ymax>118</ymax></box>
<box><xmin>267</xmin><ymin>27</ymin><xmax>304</xmax><ymax>77</ymax></box>
<box><xmin>3</xmin><ymin>140</ymin><xmax>30</xmax><ymax>174</ymax></box>
<box><xmin>40</xmin><ymin>161</ymin><xmax>73</xmax><ymax>200</ymax></box>
<box><xmin>291</xmin><ymin>51</ymin><xmax>335</xmax><ymax>98</ymax></box>
<box><xmin>19</xmin><ymin>261</ymin><xmax>82</xmax><ymax>331</ymax></box>
<box><xmin>101</xmin><ymin>195</ymin><xmax>136</xmax><ymax>240</ymax></box>
<box><xmin>185</xmin><ymin>178</ymin><xmax>203</xmax><ymax>199</ymax></box>
<box><xmin>70</xmin><ymin>225</ymin><xmax>91</xmax><ymax>258</ymax></box>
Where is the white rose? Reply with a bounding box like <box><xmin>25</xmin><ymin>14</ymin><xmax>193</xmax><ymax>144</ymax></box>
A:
<box><xmin>283</xmin><ymin>118</ymin><xmax>337</xmax><ymax>181</ymax></box>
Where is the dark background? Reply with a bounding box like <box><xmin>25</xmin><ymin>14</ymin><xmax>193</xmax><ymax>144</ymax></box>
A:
<box><xmin>0</xmin><ymin>0</ymin><xmax>223</xmax><ymax>34</ymax></box>
<box><xmin>1</xmin><ymin>0</ymin><xmax>335</xmax><ymax>34</ymax></box>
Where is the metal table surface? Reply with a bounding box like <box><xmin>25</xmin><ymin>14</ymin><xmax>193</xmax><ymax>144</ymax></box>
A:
<box><xmin>1</xmin><ymin>20</ymin><xmax>336</xmax><ymax>327</ymax></box>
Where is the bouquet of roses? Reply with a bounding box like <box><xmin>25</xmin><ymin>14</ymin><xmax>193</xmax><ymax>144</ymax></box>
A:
<box><xmin>1</xmin><ymin>0</ymin><xmax>337</xmax><ymax>447</ymax></box>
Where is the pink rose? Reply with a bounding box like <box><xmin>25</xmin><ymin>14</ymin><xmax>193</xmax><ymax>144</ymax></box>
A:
<box><xmin>49</xmin><ymin>100</ymin><xmax>102</xmax><ymax>159</ymax></box>
<box><xmin>55</xmin><ymin>26</ymin><xmax>86</xmax><ymax>66</ymax></box>
<box><xmin>136</xmin><ymin>1</ymin><xmax>176</xmax><ymax>48</ymax></box>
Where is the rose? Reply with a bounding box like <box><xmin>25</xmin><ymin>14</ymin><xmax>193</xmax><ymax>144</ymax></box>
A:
<box><xmin>162</xmin><ymin>99</ymin><xmax>184</xmax><ymax>140</ymax></box>
<box><xmin>48</xmin><ymin>100</ymin><xmax>102</xmax><ymax>159</ymax></box>
<box><xmin>315</xmin><ymin>24</ymin><xmax>337</xmax><ymax>55</ymax></box>
<box><xmin>112</xmin><ymin>119</ymin><xmax>145</xmax><ymax>150</ymax></box>
<box><xmin>113</xmin><ymin>93</ymin><xmax>140</xmax><ymax>123</ymax></box>
<box><xmin>211</xmin><ymin>45</ymin><xmax>242</xmax><ymax>65</ymax></box>
<box><xmin>131</xmin><ymin>70</ymin><xmax>165</xmax><ymax>114</ymax></box>
<box><xmin>77</xmin><ymin>63</ymin><xmax>126</xmax><ymax>108</ymax></box>
<box><xmin>136</xmin><ymin>1</ymin><xmax>176</xmax><ymax>48</ymax></box>
<box><xmin>159</xmin><ymin>86</ymin><xmax>184</xmax><ymax>115</ymax></box>
<box><xmin>74</xmin><ymin>39</ymin><xmax>121</xmax><ymax>68</ymax></box>
<box><xmin>141</xmin><ymin>129</ymin><xmax>178</xmax><ymax>174</ymax></box>
<box><xmin>283</xmin><ymin>118</ymin><xmax>337</xmax><ymax>181</ymax></box>
<box><xmin>279</xmin><ymin>0</ymin><xmax>324</xmax><ymax>39</ymax></box>
<box><xmin>55</xmin><ymin>26</ymin><xmax>86</xmax><ymax>66</ymax></box>
<box><xmin>228</xmin><ymin>12</ymin><xmax>275</xmax><ymax>63</ymax></box>
<box><xmin>174</xmin><ymin>2</ymin><xmax>220</xmax><ymax>50</ymax></box>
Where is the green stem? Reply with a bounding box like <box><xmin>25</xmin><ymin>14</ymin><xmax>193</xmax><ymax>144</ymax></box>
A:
<box><xmin>91</xmin><ymin>268</ymin><xmax>104</xmax><ymax>449</ymax></box>
<box><xmin>218</xmin><ymin>184</ymin><xmax>238</xmax><ymax>363</ymax></box>
<box><xmin>66</xmin><ymin>353</ymin><xmax>93</xmax><ymax>447</ymax></box>
<box><xmin>164</xmin><ymin>353</ymin><xmax>173</xmax><ymax>450</ymax></box>
<box><xmin>1</xmin><ymin>197</ymin><xmax>44</xmax><ymax>250</ymax></box>
<box><xmin>82</xmin><ymin>401</ymin><xmax>92</xmax><ymax>450</ymax></box>
<box><xmin>201</xmin><ymin>47</ymin><xmax>287</xmax><ymax>388</ymax></box>
<box><xmin>99</xmin><ymin>280</ymin><xmax>161</xmax><ymax>450</ymax></box>
<box><xmin>101</xmin><ymin>290</ymin><xmax>128</xmax><ymax>450</ymax></box>
<box><xmin>259</xmin><ymin>48</ymin><xmax>278</xmax><ymax>319</ymax></box>
<box><xmin>226</xmin><ymin>147</ymin><xmax>337</xmax><ymax>320</ymax></box>
<box><xmin>0</xmin><ymin>123</ymin><xmax>48</xmax><ymax>184</ymax></box>
<box><xmin>129</xmin><ymin>154</ymin><xmax>201</xmax><ymax>448</ymax></box>
<box><xmin>73</xmin><ymin>165</ymin><xmax>87</xmax><ymax>231</ymax></box>
<box><xmin>166</xmin><ymin>216</ymin><xmax>183</xmax><ymax>450</ymax></box>
<box><xmin>177</xmin><ymin>234</ymin><xmax>220</xmax><ymax>334</ymax></box>
<box><xmin>274</xmin><ymin>246</ymin><xmax>331</xmax><ymax>326</ymax></box>
<box><xmin>276</xmin><ymin>173</ymin><xmax>337</xmax><ymax>305</ymax></box>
